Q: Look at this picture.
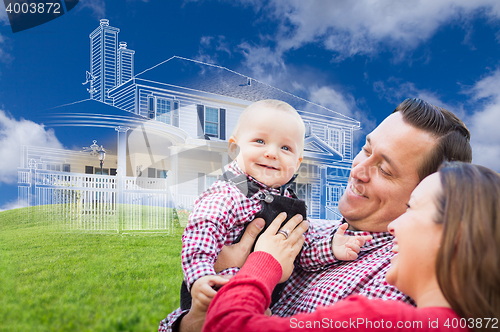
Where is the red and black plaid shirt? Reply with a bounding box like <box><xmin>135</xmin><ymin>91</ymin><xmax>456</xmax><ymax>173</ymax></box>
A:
<box><xmin>181</xmin><ymin>161</ymin><xmax>335</xmax><ymax>291</ymax></box>
<box><xmin>160</xmin><ymin>217</ymin><xmax>413</xmax><ymax>332</ymax></box>
<box><xmin>271</xmin><ymin>218</ymin><xmax>415</xmax><ymax>317</ymax></box>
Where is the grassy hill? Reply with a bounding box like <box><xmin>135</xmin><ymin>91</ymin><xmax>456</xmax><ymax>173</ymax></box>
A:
<box><xmin>0</xmin><ymin>207</ymin><xmax>185</xmax><ymax>332</ymax></box>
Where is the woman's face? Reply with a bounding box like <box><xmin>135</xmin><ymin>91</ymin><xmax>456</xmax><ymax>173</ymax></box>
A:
<box><xmin>385</xmin><ymin>172</ymin><xmax>443</xmax><ymax>299</ymax></box>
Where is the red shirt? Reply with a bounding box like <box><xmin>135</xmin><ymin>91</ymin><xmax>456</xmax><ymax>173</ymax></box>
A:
<box><xmin>203</xmin><ymin>252</ymin><xmax>470</xmax><ymax>332</ymax></box>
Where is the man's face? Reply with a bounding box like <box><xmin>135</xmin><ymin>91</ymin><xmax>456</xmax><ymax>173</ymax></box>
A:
<box><xmin>338</xmin><ymin>112</ymin><xmax>437</xmax><ymax>232</ymax></box>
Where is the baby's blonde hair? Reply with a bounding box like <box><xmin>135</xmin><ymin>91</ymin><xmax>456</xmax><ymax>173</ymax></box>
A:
<box><xmin>231</xmin><ymin>100</ymin><xmax>305</xmax><ymax>156</ymax></box>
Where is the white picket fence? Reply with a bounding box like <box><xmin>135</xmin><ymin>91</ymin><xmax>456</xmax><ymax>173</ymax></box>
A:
<box><xmin>18</xmin><ymin>169</ymin><xmax>184</xmax><ymax>233</ymax></box>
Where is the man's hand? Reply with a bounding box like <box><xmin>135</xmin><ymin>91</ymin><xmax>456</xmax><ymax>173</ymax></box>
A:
<box><xmin>214</xmin><ymin>218</ymin><xmax>265</xmax><ymax>272</ymax></box>
<box><xmin>332</xmin><ymin>223</ymin><xmax>373</xmax><ymax>261</ymax></box>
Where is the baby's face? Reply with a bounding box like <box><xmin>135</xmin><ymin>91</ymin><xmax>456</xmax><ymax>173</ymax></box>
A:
<box><xmin>231</xmin><ymin>106</ymin><xmax>304</xmax><ymax>188</ymax></box>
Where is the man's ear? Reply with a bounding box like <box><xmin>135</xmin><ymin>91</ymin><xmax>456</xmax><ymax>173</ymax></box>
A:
<box><xmin>228</xmin><ymin>137</ymin><xmax>239</xmax><ymax>160</ymax></box>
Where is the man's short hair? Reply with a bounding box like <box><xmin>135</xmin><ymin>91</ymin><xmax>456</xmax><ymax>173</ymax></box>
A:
<box><xmin>393</xmin><ymin>98</ymin><xmax>472</xmax><ymax>180</ymax></box>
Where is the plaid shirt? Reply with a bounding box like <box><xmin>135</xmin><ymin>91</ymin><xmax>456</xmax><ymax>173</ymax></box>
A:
<box><xmin>159</xmin><ymin>218</ymin><xmax>413</xmax><ymax>332</ymax></box>
<box><xmin>181</xmin><ymin>161</ymin><xmax>262</xmax><ymax>290</ymax></box>
<box><xmin>271</xmin><ymin>218</ymin><xmax>415</xmax><ymax>317</ymax></box>
<box><xmin>181</xmin><ymin>161</ymin><xmax>334</xmax><ymax>291</ymax></box>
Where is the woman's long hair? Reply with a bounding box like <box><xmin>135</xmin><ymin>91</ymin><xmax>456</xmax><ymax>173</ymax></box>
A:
<box><xmin>435</xmin><ymin>162</ymin><xmax>500</xmax><ymax>329</ymax></box>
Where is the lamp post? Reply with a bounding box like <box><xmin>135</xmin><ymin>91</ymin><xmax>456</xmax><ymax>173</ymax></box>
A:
<box><xmin>98</xmin><ymin>145</ymin><xmax>106</xmax><ymax>175</ymax></box>
<box><xmin>83</xmin><ymin>140</ymin><xmax>108</xmax><ymax>175</ymax></box>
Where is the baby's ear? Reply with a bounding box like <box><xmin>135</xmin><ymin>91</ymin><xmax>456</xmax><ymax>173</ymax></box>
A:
<box><xmin>296</xmin><ymin>157</ymin><xmax>303</xmax><ymax>170</ymax></box>
<box><xmin>228</xmin><ymin>137</ymin><xmax>240</xmax><ymax>160</ymax></box>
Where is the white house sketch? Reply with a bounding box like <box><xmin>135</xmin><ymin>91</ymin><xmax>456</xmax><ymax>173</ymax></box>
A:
<box><xmin>18</xmin><ymin>19</ymin><xmax>360</xmax><ymax>231</ymax></box>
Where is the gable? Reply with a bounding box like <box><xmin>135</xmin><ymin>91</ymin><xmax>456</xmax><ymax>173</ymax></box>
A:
<box><xmin>303</xmin><ymin>135</ymin><xmax>343</xmax><ymax>162</ymax></box>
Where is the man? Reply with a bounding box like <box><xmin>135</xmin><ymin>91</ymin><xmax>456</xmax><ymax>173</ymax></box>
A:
<box><xmin>159</xmin><ymin>98</ymin><xmax>472</xmax><ymax>332</ymax></box>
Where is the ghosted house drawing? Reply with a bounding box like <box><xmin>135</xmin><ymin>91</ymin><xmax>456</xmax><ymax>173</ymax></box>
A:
<box><xmin>18</xmin><ymin>19</ymin><xmax>360</xmax><ymax>230</ymax></box>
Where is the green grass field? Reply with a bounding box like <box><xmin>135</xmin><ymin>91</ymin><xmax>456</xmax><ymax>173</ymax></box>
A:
<box><xmin>0</xmin><ymin>207</ymin><xmax>185</xmax><ymax>332</ymax></box>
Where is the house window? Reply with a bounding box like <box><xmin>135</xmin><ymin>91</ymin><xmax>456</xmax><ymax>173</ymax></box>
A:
<box><xmin>326</xmin><ymin>127</ymin><xmax>344</xmax><ymax>154</ymax></box>
<box><xmin>110</xmin><ymin>168</ymin><xmax>117</xmax><ymax>176</ymax></box>
<box><xmin>95</xmin><ymin>168</ymin><xmax>109</xmax><ymax>175</ymax></box>
<box><xmin>156</xmin><ymin>98</ymin><xmax>171</xmax><ymax>124</ymax></box>
<box><xmin>197</xmin><ymin>105</ymin><xmax>226</xmax><ymax>140</ymax></box>
<box><xmin>198</xmin><ymin>173</ymin><xmax>218</xmax><ymax>195</ymax></box>
<box><xmin>205</xmin><ymin>107</ymin><xmax>219</xmax><ymax>137</ymax></box>
<box><xmin>46</xmin><ymin>164</ymin><xmax>61</xmax><ymax>171</ymax></box>
<box><xmin>326</xmin><ymin>185</ymin><xmax>345</xmax><ymax>204</ymax></box>
<box><xmin>147</xmin><ymin>95</ymin><xmax>179</xmax><ymax>126</ymax></box>
<box><xmin>206</xmin><ymin>175</ymin><xmax>217</xmax><ymax>189</ymax></box>
<box><xmin>63</xmin><ymin>164</ymin><xmax>71</xmax><ymax>172</ymax></box>
<box><xmin>85</xmin><ymin>166</ymin><xmax>94</xmax><ymax>174</ymax></box>
<box><xmin>148</xmin><ymin>168</ymin><xmax>156</xmax><ymax>178</ymax></box>
<box><xmin>157</xmin><ymin>170</ymin><xmax>168</xmax><ymax>179</ymax></box>
<box><xmin>291</xmin><ymin>182</ymin><xmax>311</xmax><ymax>210</ymax></box>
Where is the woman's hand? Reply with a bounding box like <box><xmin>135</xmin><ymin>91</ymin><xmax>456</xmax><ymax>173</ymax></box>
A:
<box><xmin>254</xmin><ymin>212</ymin><xmax>309</xmax><ymax>283</ymax></box>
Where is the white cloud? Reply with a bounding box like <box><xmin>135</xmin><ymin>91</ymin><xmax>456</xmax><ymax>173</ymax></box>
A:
<box><xmin>77</xmin><ymin>0</ymin><xmax>106</xmax><ymax>18</ymax></box>
<box><xmin>0</xmin><ymin>1</ymin><xmax>8</xmax><ymax>25</ymax></box>
<box><xmin>464</xmin><ymin>69</ymin><xmax>500</xmax><ymax>171</ymax></box>
<box><xmin>238</xmin><ymin>41</ymin><xmax>286</xmax><ymax>84</ymax></box>
<box><xmin>196</xmin><ymin>35</ymin><xmax>232</xmax><ymax>65</ymax></box>
<box><xmin>235</xmin><ymin>0</ymin><xmax>500</xmax><ymax>71</ymax></box>
<box><xmin>0</xmin><ymin>33</ymin><xmax>13</xmax><ymax>65</ymax></box>
<box><xmin>373</xmin><ymin>79</ymin><xmax>466</xmax><ymax>117</ymax></box>
<box><xmin>0</xmin><ymin>2</ymin><xmax>13</xmax><ymax>65</ymax></box>
<box><xmin>308</xmin><ymin>85</ymin><xmax>358</xmax><ymax>119</ymax></box>
<box><xmin>307</xmin><ymin>85</ymin><xmax>376</xmax><ymax>147</ymax></box>
<box><xmin>0</xmin><ymin>197</ymin><xmax>28</xmax><ymax>212</ymax></box>
<box><xmin>373</xmin><ymin>73</ymin><xmax>500</xmax><ymax>172</ymax></box>
<box><xmin>0</xmin><ymin>110</ymin><xmax>64</xmax><ymax>184</ymax></box>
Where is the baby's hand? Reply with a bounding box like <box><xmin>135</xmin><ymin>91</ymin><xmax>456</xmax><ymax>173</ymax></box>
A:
<box><xmin>191</xmin><ymin>275</ymin><xmax>231</xmax><ymax>313</ymax></box>
<box><xmin>331</xmin><ymin>223</ymin><xmax>373</xmax><ymax>261</ymax></box>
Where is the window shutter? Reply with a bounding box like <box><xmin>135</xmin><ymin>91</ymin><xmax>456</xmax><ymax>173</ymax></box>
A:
<box><xmin>148</xmin><ymin>96</ymin><xmax>155</xmax><ymax>119</ymax></box>
<box><xmin>197</xmin><ymin>104</ymin><xmax>204</xmax><ymax>137</ymax></box>
<box><xmin>219</xmin><ymin>108</ymin><xmax>226</xmax><ymax>140</ymax></box>
<box><xmin>173</xmin><ymin>101</ymin><xmax>180</xmax><ymax>127</ymax></box>
<box><xmin>148</xmin><ymin>168</ymin><xmax>156</xmax><ymax>178</ymax></box>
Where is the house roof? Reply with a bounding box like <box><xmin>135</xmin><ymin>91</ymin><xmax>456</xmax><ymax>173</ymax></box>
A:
<box><xmin>45</xmin><ymin>99</ymin><xmax>147</xmax><ymax>126</ymax></box>
<box><xmin>132</xmin><ymin>56</ymin><xmax>360</xmax><ymax>127</ymax></box>
<box><xmin>40</xmin><ymin>99</ymin><xmax>150</xmax><ymax>150</ymax></box>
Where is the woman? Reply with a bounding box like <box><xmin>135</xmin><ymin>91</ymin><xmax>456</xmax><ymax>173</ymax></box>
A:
<box><xmin>202</xmin><ymin>162</ymin><xmax>500</xmax><ymax>332</ymax></box>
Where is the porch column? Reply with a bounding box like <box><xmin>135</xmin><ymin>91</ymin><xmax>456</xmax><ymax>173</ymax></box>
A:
<box><xmin>320</xmin><ymin>166</ymin><xmax>327</xmax><ymax>219</ymax></box>
<box><xmin>115</xmin><ymin>126</ymin><xmax>130</xmax><ymax>205</ymax></box>
<box><xmin>221</xmin><ymin>152</ymin><xmax>229</xmax><ymax>172</ymax></box>
<box><xmin>169</xmin><ymin>146</ymin><xmax>179</xmax><ymax>207</ymax></box>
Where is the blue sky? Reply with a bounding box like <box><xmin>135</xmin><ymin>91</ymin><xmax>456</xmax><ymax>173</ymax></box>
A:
<box><xmin>1</xmin><ymin>0</ymin><xmax>500</xmax><ymax>209</ymax></box>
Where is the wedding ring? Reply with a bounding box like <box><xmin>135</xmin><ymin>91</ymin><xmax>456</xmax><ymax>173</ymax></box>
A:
<box><xmin>277</xmin><ymin>229</ymin><xmax>290</xmax><ymax>239</ymax></box>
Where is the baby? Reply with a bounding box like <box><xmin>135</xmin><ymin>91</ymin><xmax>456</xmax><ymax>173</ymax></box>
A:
<box><xmin>180</xmin><ymin>99</ymin><xmax>371</xmax><ymax>311</ymax></box>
